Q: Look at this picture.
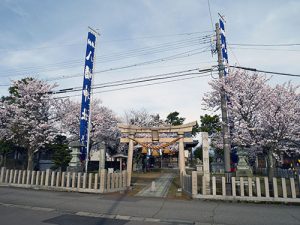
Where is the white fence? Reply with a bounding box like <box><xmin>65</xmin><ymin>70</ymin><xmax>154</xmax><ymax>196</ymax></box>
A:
<box><xmin>0</xmin><ymin>167</ymin><xmax>127</xmax><ymax>193</ymax></box>
<box><xmin>182</xmin><ymin>172</ymin><xmax>300</xmax><ymax>203</ymax></box>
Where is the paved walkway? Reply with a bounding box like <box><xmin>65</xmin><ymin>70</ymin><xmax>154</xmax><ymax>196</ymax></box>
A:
<box><xmin>135</xmin><ymin>173</ymin><xmax>174</xmax><ymax>198</ymax></box>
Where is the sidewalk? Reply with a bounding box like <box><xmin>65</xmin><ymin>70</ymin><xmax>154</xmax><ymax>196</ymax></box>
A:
<box><xmin>135</xmin><ymin>173</ymin><xmax>174</xmax><ymax>197</ymax></box>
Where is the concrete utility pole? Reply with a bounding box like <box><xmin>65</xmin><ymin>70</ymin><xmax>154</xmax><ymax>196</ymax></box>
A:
<box><xmin>215</xmin><ymin>22</ymin><xmax>231</xmax><ymax>182</ymax></box>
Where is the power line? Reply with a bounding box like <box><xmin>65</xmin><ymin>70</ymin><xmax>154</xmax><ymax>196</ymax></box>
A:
<box><xmin>51</xmin><ymin>68</ymin><xmax>214</xmax><ymax>95</ymax></box>
<box><xmin>54</xmin><ymin>72</ymin><xmax>215</xmax><ymax>99</ymax></box>
<box><xmin>230</xmin><ymin>65</ymin><xmax>300</xmax><ymax>77</ymax></box>
<box><xmin>229</xmin><ymin>43</ymin><xmax>300</xmax><ymax>47</ymax></box>
<box><xmin>229</xmin><ymin>46</ymin><xmax>300</xmax><ymax>52</ymax></box>
<box><xmin>0</xmin><ymin>30</ymin><xmax>213</xmax><ymax>53</ymax></box>
<box><xmin>46</xmin><ymin>46</ymin><xmax>211</xmax><ymax>81</ymax></box>
<box><xmin>0</xmin><ymin>35</ymin><xmax>213</xmax><ymax>77</ymax></box>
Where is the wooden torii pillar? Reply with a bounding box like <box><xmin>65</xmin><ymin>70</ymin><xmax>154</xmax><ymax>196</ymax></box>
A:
<box><xmin>118</xmin><ymin>121</ymin><xmax>196</xmax><ymax>186</ymax></box>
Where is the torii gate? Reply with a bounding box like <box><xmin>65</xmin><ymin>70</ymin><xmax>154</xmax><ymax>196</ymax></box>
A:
<box><xmin>118</xmin><ymin>121</ymin><xmax>196</xmax><ymax>186</ymax></box>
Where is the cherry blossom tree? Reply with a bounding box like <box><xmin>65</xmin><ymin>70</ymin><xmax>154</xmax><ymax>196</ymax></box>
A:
<box><xmin>56</xmin><ymin>98</ymin><xmax>120</xmax><ymax>154</ymax></box>
<box><xmin>2</xmin><ymin>78</ymin><xmax>57</xmax><ymax>170</ymax></box>
<box><xmin>204</xmin><ymin>69</ymin><xmax>300</xmax><ymax>177</ymax></box>
<box><xmin>124</xmin><ymin>108</ymin><xmax>166</xmax><ymax>127</ymax></box>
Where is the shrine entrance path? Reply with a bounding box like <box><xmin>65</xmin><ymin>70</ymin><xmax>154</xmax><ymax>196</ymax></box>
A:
<box><xmin>135</xmin><ymin>173</ymin><xmax>175</xmax><ymax>198</ymax></box>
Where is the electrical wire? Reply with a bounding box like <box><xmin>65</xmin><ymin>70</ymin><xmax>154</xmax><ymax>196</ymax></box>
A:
<box><xmin>230</xmin><ymin>65</ymin><xmax>300</xmax><ymax>77</ymax></box>
<box><xmin>53</xmin><ymin>72</ymin><xmax>215</xmax><ymax>99</ymax></box>
<box><xmin>229</xmin><ymin>43</ymin><xmax>300</xmax><ymax>47</ymax></box>
<box><xmin>51</xmin><ymin>68</ymin><xmax>214</xmax><ymax>95</ymax></box>
<box><xmin>0</xmin><ymin>35</ymin><xmax>213</xmax><ymax>77</ymax></box>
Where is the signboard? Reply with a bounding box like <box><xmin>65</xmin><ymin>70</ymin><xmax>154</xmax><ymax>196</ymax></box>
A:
<box><xmin>79</xmin><ymin>31</ymin><xmax>96</xmax><ymax>161</ymax></box>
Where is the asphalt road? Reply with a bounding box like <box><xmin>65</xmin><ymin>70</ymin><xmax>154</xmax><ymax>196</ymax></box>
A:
<box><xmin>0</xmin><ymin>187</ymin><xmax>299</xmax><ymax>225</ymax></box>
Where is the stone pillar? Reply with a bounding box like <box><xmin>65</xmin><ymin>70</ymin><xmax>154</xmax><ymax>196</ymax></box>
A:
<box><xmin>17</xmin><ymin>170</ymin><xmax>22</xmax><ymax>184</ymax></box>
<box><xmin>126</xmin><ymin>133</ymin><xmax>134</xmax><ymax>186</ymax></box>
<box><xmin>178</xmin><ymin>133</ymin><xmax>185</xmax><ymax>176</ymax></box>
<box><xmin>72</xmin><ymin>172</ymin><xmax>76</xmax><ymax>188</ymax></box>
<box><xmin>98</xmin><ymin>141</ymin><xmax>106</xmax><ymax>173</ymax></box>
<box><xmin>202</xmin><ymin>132</ymin><xmax>210</xmax><ymax>190</ymax></box>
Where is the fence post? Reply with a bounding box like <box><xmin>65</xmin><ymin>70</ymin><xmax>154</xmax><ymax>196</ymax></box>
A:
<box><xmin>94</xmin><ymin>173</ymin><xmax>98</xmax><ymax>190</ymax></box>
<box><xmin>26</xmin><ymin>170</ymin><xmax>31</xmax><ymax>185</ymax></box>
<box><xmin>66</xmin><ymin>172</ymin><xmax>70</xmax><ymax>188</ymax></box>
<box><xmin>17</xmin><ymin>170</ymin><xmax>22</xmax><ymax>184</ymax></box>
<box><xmin>45</xmin><ymin>169</ymin><xmax>50</xmax><ymax>186</ymax></box>
<box><xmin>240</xmin><ymin>177</ymin><xmax>244</xmax><ymax>197</ymax></box>
<box><xmin>13</xmin><ymin>170</ymin><xmax>18</xmax><ymax>184</ymax></box>
<box><xmin>212</xmin><ymin>176</ymin><xmax>216</xmax><ymax>196</ymax></box>
<box><xmin>61</xmin><ymin>172</ymin><xmax>65</xmax><ymax>188</ymax></box>
<box><xmin>256</xmin><ymin>177</ymin><xmax>261</xmax><ymax>197</ymax></box>
<box><xmin>290</xmin><ymin>178</ymin><xmax>296</xmax><ymax>199</ymax></box>
<box><xmin>107</xmin><ymin>173</ymin><xmax>111</xmax><ymax>191</ymax></box>
<box><xmin>72</xmin><ymin>172</ymin><xmax>76</xmax><ymax>188</ymax></box>
<box><xmin>0</xmin><ymin>167</ymin><xmax>5</xmax><ymax>183</ymax></box>
<box><xmin>56</xmin><ymin>172</ymin><xmax>61</xmax><ymax>187</ymax></box>
<box><xmin>5</xmin><ymin>169</ymin><xmax>10</xmax><ymax>183</ymax></box>
<box><xmin>202</xmin><ymin>176</ymin><xmax>206</xmax><ymax>195</ymax></box>
<box><xmin>221</xmin><ymin>176</ymin><xmax>226</xmax><ymax>196</ymax></box>
<box><xmin>231</xmin><ymin>177</ymin><xmax>236</xmax><ymax>197</ymax></box>
<box><xmin>51</xmin><ymin>171</ymin><xmax>55</xmax><ymax>186</ymax></box>
<box><xmin>35</xmin><ymin>171</ymin><xmax>40</xmax><ymax>185</ymax></box>
<box><xmin>82</xmin><ymin>173</ymin><xmax>87</xmax><ymax>189</ymax></box>
<box><xmin>282</xmin><ymin>178</ymin><xmax>287</xmax><ymax>198</ymax></box>
<box><xmin>248</xmin><ymin>177</ymin><xmax>253</xmax><ymax>197</ymax></box>
<box><xmin>192</xmin><ymin>171</ymin><xmax>198</xmax><ymax>196</ymax></box>
<box><xmin>88</xmin><ymin>173</ymin><xmax>92</xmax><ymax>189</ymax></box>
<box><xmin>122</xmin><ymin>171</ymin><xmax>127</xmax><ymax>188</ymax></box>
<box><xmin>119</xmin><ymin>173</ymin><xmax>122</xmax><ymax>189</ymax></box>
<box><xmin>21</xmin><ymin>170</ymin><xmax>26</xmax><ymax>184</ymax></box>
<box><xmin>31</xmin><ymin>171</ymin><xmax>36</xmax><ymax>185</ymax></box>
<box><xmin>100</xmin><ymin>169</ymin><xmax>106</xmax><ymax>193</ymax></box>
<box><xmin>264</xmin><ymin>177</ymin><xmax>270</xmax><ymax>198</ymax></box>
<box><xmin>273</xmin><ymin>177</ymin><xmax>278</xmax><ymax>198</ymax></box>
<box><xmin>9</xmin><ymin>169</ymin><xmax>14</xmax><ymax>184</ymax></box>
<box><xmin>40</xmin><ymin>171</ymin><xmax>45</xmax><ymax>186</ymax></box>
<box><xmin>77</xmin><ymin>172</ymin><xmax>81</xmax><ymax>189</ymax></box>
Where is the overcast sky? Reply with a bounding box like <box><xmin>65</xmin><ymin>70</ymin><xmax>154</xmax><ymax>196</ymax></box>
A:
<box><xmin>0</xmin><ymin>0</ymin><xmax>299</xmax><ymax>122</ymax></box>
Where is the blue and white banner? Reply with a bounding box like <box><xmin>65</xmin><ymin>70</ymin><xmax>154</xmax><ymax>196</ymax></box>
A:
<box><xmin>79</xmin><ymin>31</ymin><xmax>96</xmax><ymax>161</ymax></box>
<box><xmin>219</xmin><ymin>19</ymin><xmax>229</xmax><ymax>76</ymax></box>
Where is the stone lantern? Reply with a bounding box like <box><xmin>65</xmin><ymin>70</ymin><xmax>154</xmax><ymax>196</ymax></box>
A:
<box><xmin>67</xmin><ymin>141</ymin><xmax>84</xmax><ymax>172</ymax></box>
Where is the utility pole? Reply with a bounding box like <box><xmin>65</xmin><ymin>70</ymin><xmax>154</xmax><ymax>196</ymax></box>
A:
<box><xmin>215</xmin><ymin>21</ymin><xmax>231</xmax><ymax>183</ymax></box>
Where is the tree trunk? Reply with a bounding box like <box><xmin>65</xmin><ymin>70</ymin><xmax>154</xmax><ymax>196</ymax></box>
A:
<box><xmin>267</xmin><ymin>149</ymin><xmax>274</xmax><ymax>179</ymax></box>
<box><xmin>27</xmin><ymin>152</ymin><xmax>34</xmax><ymax>171</ymax></box>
